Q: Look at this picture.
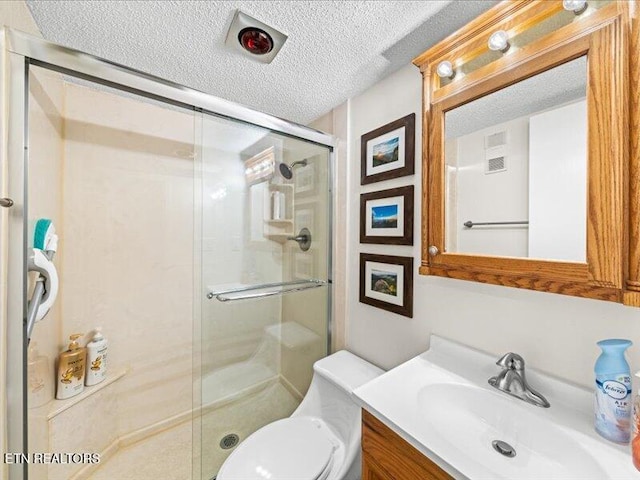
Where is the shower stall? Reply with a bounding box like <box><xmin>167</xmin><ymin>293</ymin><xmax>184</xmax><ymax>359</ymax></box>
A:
<box><xmin>2</xmin><ymin>29</ymin><xmax>333</xmax><ymax>480</ymax></box>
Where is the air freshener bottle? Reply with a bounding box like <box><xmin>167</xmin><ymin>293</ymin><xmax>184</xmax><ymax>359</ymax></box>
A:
<box><xmin>595</xmin><ymin>339</ymin><xmax>632</xmax><ymax>443</ymax></box>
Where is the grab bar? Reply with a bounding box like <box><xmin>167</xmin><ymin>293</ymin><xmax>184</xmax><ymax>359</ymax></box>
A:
<box><xmin>207</xmin><ymin>279</ymin><xmax>328</xmax><ymax>302</ymax></box>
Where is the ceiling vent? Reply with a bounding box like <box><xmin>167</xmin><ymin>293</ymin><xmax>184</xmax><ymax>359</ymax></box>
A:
<box><xmin>485</xmin><ymin>131</ymin><xmax>507</xmax><ymax>174</ymax></box>
<box><xmin>225</xmin><ymin>11</ymin><xmax>288</xmax><ymax>64</ymax></box>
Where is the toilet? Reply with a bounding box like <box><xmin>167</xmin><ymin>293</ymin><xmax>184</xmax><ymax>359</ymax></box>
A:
<box><xmin>216</xmin><ymin>350</ymin><xmax>384</xmax><ymax>480</ymax></box>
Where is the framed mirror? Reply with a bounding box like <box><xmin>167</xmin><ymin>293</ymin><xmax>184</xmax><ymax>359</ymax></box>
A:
<box><xmin>413</xmin><ymin>0</ymin><xmax>633</xmax><ymax>303</ymax></box>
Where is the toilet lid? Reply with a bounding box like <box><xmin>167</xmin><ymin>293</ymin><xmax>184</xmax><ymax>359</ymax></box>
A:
<box><xmin>217</xmin><ymin>417</ymin><xmax>336</xmax><ymax>480</ymax></box>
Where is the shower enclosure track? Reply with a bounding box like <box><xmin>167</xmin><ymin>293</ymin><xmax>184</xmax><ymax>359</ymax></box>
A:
<box><xmin>207</xmin><ymin>279</ymin><xmax>328</xmax><ymax>302</ymax></box>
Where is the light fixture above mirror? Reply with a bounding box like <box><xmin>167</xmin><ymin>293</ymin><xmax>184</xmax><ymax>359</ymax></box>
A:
<box><xmin>488</xmin><ymin>30</ymin><xmax>510</xmax><ymax>53</ymax></box>
<box><xmin>436</xmin><ymin>61</ymin><xmax>455</xmax><ymax>79</ymax></box>
<box><xmin>563</xmin><ymin>0</ymin><xmax>588</xmax><ymax>15</ymax></box>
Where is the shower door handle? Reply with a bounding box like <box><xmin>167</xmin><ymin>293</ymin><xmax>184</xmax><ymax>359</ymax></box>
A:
<box><xmin>0</xmin><ymin>198</ymin><xmax>14</xmax><ymax>207</ymax></box>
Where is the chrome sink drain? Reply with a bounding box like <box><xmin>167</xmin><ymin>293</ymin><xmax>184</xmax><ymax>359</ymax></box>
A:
<box><xmin>492</xmin><ymin>440</ymin><xmax>516</xmax><ymax>458</ymax></box>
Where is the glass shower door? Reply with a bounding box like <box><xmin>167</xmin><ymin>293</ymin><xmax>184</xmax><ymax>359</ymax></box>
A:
<box><xmin>25</xmin><ymin>64</ymin><xmax>199</xmax><ymax>480</ymax></box>
<box><xmin>196</xmin><ymin>113</ymin><xmax>331</xmax><ymax>479</ymax></box>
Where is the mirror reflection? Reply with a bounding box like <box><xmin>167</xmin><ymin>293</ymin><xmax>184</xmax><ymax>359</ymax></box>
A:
<box><xmin>444</xmin><ymin>56</ymin><xmax>587</xmax><ymax>262</ymax></box>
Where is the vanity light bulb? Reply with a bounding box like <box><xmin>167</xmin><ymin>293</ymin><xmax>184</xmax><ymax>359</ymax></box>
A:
<box><xmin>436</xmin><ymin>61</ymin><xmax>455</xmax><ymax>79</ymax></box>
<box><xmin>562</xmin><ymin>0</ymin><xmax>588</xmax><ymax>14</ymax></box>
<box><xmin>488</xmin><ymin>30</ymin><xmax>510</xmax><ymax>53</ymax></box>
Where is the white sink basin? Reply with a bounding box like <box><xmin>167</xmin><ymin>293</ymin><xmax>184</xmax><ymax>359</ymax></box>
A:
<box><xmin>353</xmin><ymin>336</ymin><xmax>639</xmax><ymax>479</ymax></box>
<box><xmin>419</xmin><ymin>383</ymin><xmax>607</xmax><ymax>479</ymax></box>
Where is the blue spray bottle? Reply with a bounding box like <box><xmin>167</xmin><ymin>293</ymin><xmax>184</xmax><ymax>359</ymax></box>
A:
<box><xmin>595</xmin><ymin>339</ymin><xmax>633</xmax><ymax>443</ymax></box>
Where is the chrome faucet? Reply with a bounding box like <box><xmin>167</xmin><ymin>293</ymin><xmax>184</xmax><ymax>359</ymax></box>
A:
<box><xmin>488</xmin><ymin>353</ymin><xmax>550</xmax><ymax>408</ymax></box>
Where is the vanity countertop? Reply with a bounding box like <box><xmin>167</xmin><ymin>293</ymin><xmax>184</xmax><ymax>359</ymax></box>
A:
<box><xmin>353</xmin><ymin>335</ymin><xmax>639</xmax><ymax>480</ymax></box>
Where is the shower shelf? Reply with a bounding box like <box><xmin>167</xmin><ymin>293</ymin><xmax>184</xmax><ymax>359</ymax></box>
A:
<box><xmin>264</xmin><ymin>183</ymin><xmax>294</xmax><ymax>241</ymax></box>
<box><xmin>39</xmin><ymin>366</ymin><xmax>129</xmax><ymax>420</ymax></box>
<box><xmin>266</xmin><ymin>219</ymin><xmax>293</xmax><ymax>225</ymax></box>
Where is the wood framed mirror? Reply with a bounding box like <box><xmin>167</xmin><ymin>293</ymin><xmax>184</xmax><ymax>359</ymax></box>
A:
<box><xmin>413</xmin><ymin>1</ymin><xmax>637</xmax><ymax>303</ymax></box>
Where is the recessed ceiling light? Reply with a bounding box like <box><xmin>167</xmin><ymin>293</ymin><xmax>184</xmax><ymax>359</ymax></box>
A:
<box><xmin>238</xmin><ymin>27</ymin><xmax>274</xmax><ymax>55</ymax></box>
<box><xmin>225</xmin><ymin>11</ymin><xmax>287</xmax><ymax>64</ymax></box>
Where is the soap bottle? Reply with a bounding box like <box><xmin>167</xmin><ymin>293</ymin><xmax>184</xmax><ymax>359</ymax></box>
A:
<box><xmin>56</xmin><ymin>334</ymin><xmax>86</xmax><ymax>400</ymax></box>
<box><xmin>85</xmin><ymin>328</ymin><xmax>108</xmax><ymax>386</ymax></box>
<box><xmin>594</xmin><ymin>339</ymin><xmax>632</xmax><ymax>443</ymax></box>
<box><xmin>632</xmin><ymin>371</ymin><xmax>640</xmax><ymax>470</ymax></box>
<box><xmin>27</xmin><ymin>342</ymin><xmax>51</xmax><ymax>408</ymax></box>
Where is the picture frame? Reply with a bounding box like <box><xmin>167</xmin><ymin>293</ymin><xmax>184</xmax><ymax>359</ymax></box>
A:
<box><xmin>360</xmin><ymin>185</ymin><xmax>413</xmax><ymax>245</ymax></box>
<box><xmin>359</xmin><ymin>253</ymin><xmax>413</xmax><ymax>318</ymax></box>
<box><xmin>361</xmin><ymin>113</ymin><xmax>415</xmax><ymax>185</ymax></box>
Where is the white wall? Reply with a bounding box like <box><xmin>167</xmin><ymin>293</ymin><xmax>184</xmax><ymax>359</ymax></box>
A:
<box><xmin>450</xmin><ymin>116</ymin><xmax>529</xmax><ymax>257</ymax></box>
<box><xmin>529</xmin><ymin>100</ymin><xmax>587</xmax><ymax>262</ymax></box>
<box><xmin>342</xmin><ymin>64</ymin><xmax>640</xmax><ymax>389</ymax></box>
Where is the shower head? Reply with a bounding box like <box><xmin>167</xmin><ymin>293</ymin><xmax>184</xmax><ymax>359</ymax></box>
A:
<box><xmin>279</xmin><ymin>159</ymin><xmax>308</xmax><ymax>179</ymax></box>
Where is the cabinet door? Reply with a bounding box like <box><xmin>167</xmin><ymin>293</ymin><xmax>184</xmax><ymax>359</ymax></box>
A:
<box><xmin>363</xmin><ymin>452</ymin><xmax>393</xmax><ymax>480</ymax></box>
<box><xmin>362</xmin><ymin>409</ymin><xmax>452</xmax><ymax>480</ymax></box>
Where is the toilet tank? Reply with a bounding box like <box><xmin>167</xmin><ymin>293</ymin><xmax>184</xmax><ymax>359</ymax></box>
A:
<box><xmin>292</xmin><ymin>350</ymin><xmax>384</xmax><ymax>442</ymax></box>
<box><xmin>313</xmin><ymin>350</ymin><xmax>384</xmax><ymax>393</ymax></box>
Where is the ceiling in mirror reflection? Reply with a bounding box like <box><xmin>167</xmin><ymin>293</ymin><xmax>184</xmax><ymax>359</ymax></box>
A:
<box><xmin>446</xmin><ymin>56</ymin><xmax>587</xmax><ymax>139</ymax></box>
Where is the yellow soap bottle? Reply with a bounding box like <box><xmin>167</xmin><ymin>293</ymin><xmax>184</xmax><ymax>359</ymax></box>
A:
<box><xmin>56</xmin><ymin>334</ymin><xmax>86</xmax><ymax>400</ymax></box>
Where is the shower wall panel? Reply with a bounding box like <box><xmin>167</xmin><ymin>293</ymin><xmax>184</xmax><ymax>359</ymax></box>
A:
<box><xmin>60</xmin><ymin>82</ymin><xmax>196</xmax><ymax>436</ymax></box>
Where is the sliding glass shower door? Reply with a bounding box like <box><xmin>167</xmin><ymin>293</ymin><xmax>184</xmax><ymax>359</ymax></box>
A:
<box><xmin>195</xmin><ymin>114</ymin><xmax>331</xmax><ymax>479</ymax></box>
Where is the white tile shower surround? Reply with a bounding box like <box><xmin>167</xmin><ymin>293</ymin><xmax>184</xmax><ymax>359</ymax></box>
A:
<box><xmin>79</xmin><ymin>381</ymin><xmax>299</xmax><ymax>480</ymax></box>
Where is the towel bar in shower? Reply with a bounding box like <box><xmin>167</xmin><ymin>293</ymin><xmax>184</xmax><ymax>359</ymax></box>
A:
<box><xmin>207</xmin><ymin>279</ymin><xmax>328</xmax><ymax>302</ymax></box>
<box><xmin>463</xmin><ymin>220</ymin><xmax>529</xmax><ymax>228</ymax></box>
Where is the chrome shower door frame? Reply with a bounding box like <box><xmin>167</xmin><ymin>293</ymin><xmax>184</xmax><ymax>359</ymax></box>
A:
<box><xmin>4</xmin><ymin>38</ymin><xmax>29</xmax><ymax>480</ymax></box>
<box><xmin>2</xmin><ymin>27</ymin><xmax>335</xmax><ymax>480</ymax></box>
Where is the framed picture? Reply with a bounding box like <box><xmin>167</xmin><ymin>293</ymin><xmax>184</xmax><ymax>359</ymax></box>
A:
<box><xmin>361</xmin><ymin>113</ymin><xmax>415</xmax><ymax>185</ymax></box>
<box><xmin>360</xmin><ymin>186</ymin><xmax>413</xmax><ymax>245</ymax></box>
<box><xmin>359</xmin><ymin>253</ymin><xmax>413</xmax><ymax>318</ymax></box>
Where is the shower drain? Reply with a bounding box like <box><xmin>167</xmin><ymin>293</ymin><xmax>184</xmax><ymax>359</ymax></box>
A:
<box><xmin>220</xmin><ymin>433</ymin><xmax>240</xmax><ymax>450</ymax></box>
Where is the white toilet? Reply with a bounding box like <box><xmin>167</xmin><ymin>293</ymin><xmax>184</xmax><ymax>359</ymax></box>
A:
<box><xmin>216</xmin><ymin>350</ymin><xmax>384</xmax><ymax>480</ymax></box>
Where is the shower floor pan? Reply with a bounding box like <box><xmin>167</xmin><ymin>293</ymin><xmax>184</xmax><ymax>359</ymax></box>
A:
<box><xmin>87</xmin><ymin>366</ymin><xmax>299</xmax><ymax>480</ymax></box>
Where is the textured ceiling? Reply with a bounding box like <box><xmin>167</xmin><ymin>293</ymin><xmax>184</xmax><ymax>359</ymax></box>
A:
<box><xmin>26</xmin><ymin>0</ymin><xmax>496</xmax><ymax>125</ymax></box>
<box><xmin>446</xmin><ymin>56</ymin><xmax>587</xmax><ymax>139</ymax></box>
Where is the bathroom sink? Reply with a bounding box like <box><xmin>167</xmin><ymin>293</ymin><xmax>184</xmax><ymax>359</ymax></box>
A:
<box><xmin>353</xmin><ymin>336</ymin><xmax>638</xmax><ymax>479</ymax></box>
<box><xmin>418</xmin><ymin>383</ymin><xmax>607</xmax><ymax>479</ymax></box>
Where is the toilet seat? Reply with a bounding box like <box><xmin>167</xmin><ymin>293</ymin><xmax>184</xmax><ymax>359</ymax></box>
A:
<box><xmin>216</xmin><ymin>416</ymin><xmax>338</xmax><ymax>480</ymax></box>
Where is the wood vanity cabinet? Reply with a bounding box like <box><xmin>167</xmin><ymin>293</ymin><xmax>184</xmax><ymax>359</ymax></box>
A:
<box><xmin>412</xmin><ymin>0</ymin><xmax>640</xmax><ymax>305</ymax></box>
<box><xmin>362</xmin><ymin>410</ymin><xmax>452</xmax><ymax>480</ymax></box>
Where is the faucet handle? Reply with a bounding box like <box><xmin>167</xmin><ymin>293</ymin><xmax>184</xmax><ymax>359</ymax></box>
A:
<box><xmin>496</xmin><ymin>352</ymin><xmax>525</xmax><ymax>370</ymax></box>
